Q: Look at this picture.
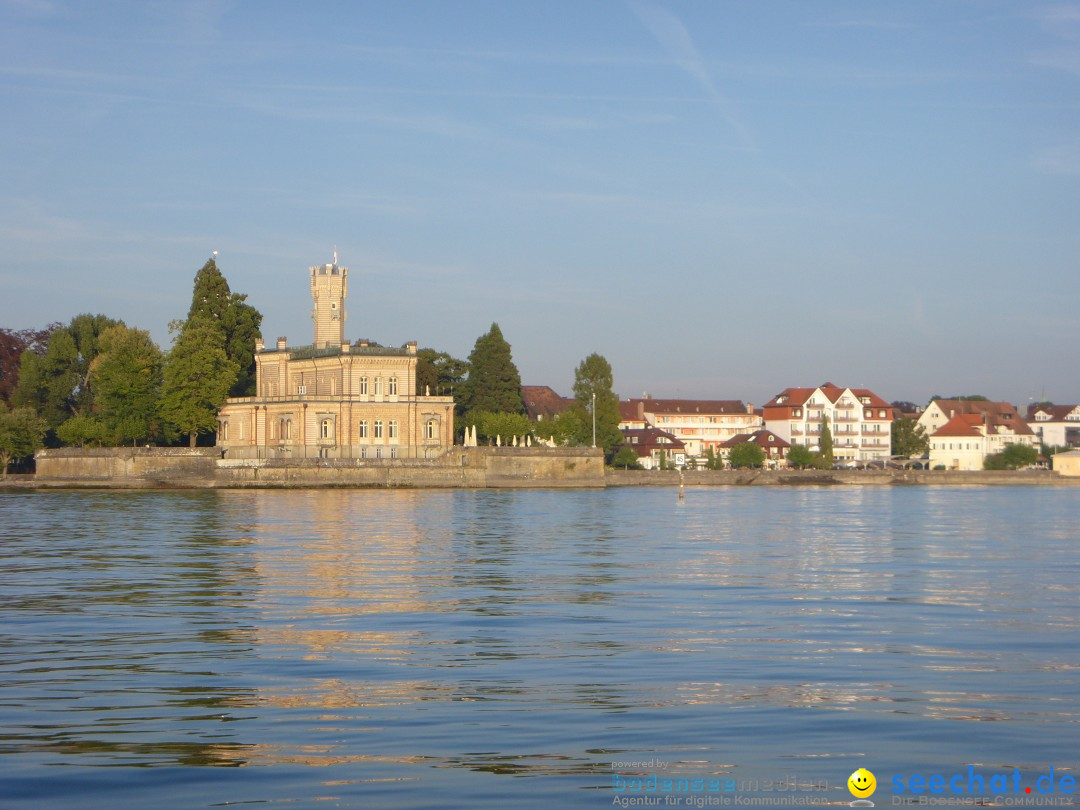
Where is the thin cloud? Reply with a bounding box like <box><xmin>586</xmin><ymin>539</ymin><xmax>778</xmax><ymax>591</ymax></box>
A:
<box><xmin>1032</xmin><ymin>143</ymin><xmax>1080</xmax><ymax>177</ymax></box>
<box><xmin>628</xmin><ymin>0</ymin><xmax>757</xmax><ymax>150</ymax></box>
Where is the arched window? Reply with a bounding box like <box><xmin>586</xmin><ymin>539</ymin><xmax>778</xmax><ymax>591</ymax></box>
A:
<box><xmin>219</xmin><ymin>421</ymin><xmax>229</xmax><ymax>441</ymax></box>
<box><xmin>388</xmin><ymin>420</ymin><xmax>398</xmax><ymax>439</ymax></box>
<box><xmin>426</xmin><ymin>420</ymin><xmax>436</xmax><ymax>440</ymax></box>
<box><xmin>374</xmin><ymin>378</ymin><xmax>382</xmax><ymax>396</ymax></box>
<box><xmin>359</xmin><ymin>376</ymin><xmax>368</xmax><ymax>395</ymax></box>
<box><xmin>321</xmin><ymin>419</ymin><xmax>334</xmax><ymax>441</ymax></box>
<box><xmin>374</xmin><ymin>420</ymin><xmax>383</xmax><ymax>439</ymax></box>
<box><xmin>388</xmin><ymin>377</ymin><xmax>398</xmax><ymax>396</ymax></box>
<box><xmin>358</xmin><ymin>420</ymin><xmax>368</xmax><ymax>440</ymax></box>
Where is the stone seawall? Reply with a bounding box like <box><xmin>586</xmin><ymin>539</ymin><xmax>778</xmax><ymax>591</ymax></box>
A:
<box><xmin>21</xmin><ymin>450</ymin><xmax>1080</xmax><ymax>489</ymax></box>
<box><xmin>605</xmin><ymin>468</ymin><xmax>1080</xmax><ymax>487</ymax></box>
<box><xmin>32</xmin><ymin>446</ymin><xmax>605</xmax><ymax>489</ymax></box>
<box><xmin>34</xmin><ymin>447</ymin><xmax>219</xmax><ymax>486</ymax></box>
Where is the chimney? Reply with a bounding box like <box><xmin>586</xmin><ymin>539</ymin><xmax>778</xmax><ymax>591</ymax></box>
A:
<box><xmin>276</xmin><ymin>336</ymin><xmax>287</xmax><ymax>351</ymax></box>
<box><xmin>341</xmin><ymin>341</ymin><xmax>350</xmax><ymax>354</ymax></box>
<box><xmin>746</xmin><ymin>402</ymin><xmax>754</xmax><ymax>414</ymax></box>
<box><xmin>949</xmin><ymin>409</ymin><xmax>955</xmax><ymax>419</ymax></box>
<box><xmin>255</xmin><ymin>338</ymin><xmax>265</xmax><ymax>352</ymax></box>
<box><xmin>637</xmin><ymin>400</ymin><xmax>645</xmax><ymax>421</ymax></box>
<box><xmin>406</xmin><ymin>341</ymin><xmax>417</xmax><ymax>355</ymax></box>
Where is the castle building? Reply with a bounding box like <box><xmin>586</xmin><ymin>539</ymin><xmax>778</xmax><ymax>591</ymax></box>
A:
<box><xmin>217</xmin><ymin>259</ymin><xmax>455</xmax><ymax>459</ymax></box>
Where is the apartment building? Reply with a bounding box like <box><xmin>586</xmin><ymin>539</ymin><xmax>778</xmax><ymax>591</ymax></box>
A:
<box><xmin>762</xmin><ymin>382</ymin><xmax>894</xmax><ymax>462</ymax></box>
<box><xmin>618</xmin><ymin>398</ymin><xmax>761</xmax><ymax>459</ymax></box>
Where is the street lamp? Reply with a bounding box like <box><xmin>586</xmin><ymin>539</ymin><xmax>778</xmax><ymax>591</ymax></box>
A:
<box><xmin>591</xmin><ymin>392</ymin><xmax>596</xmax><ymax>448</ymax></box>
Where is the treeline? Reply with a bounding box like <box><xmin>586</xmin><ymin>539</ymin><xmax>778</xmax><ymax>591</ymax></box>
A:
<box><xmin>421</xmin><ymin>322</ymin><xmax>623</xmax><ymax>456</ymax></box>
<box><xmin>1</xmin><ymin>262</ymin><xmax>628</xmax><ymax>475</ymax></box>
<box><xmin>0</xmin><ymin>259</ymin><xmax>261</xmax><ymax>474</ymax></box>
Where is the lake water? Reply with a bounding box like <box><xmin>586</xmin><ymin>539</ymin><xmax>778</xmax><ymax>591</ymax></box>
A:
<box><xmin>1</xmin><ymin>486</ymin><xmax>1078</xmax><ymax>808</ymax></box>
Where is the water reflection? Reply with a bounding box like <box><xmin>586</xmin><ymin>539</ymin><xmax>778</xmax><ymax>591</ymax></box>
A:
<box><xmin>1</xmin><ymin>487</ymin><xmax>1078</xmax><ymax>807</ymax></box>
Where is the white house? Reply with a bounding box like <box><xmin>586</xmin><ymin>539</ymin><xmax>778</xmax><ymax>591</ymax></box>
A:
<box><xmin>918</xmin><ymin>400</ymin><xmax>1037</xmax><ymax>471</ymax></box>
<box><xmin>1027</xmin><ymin>404</ymin><xmax>1080</xmax><ymax>449</ymax></box>
<box><xmin>762</xmin><ymin>383</ymin><xmax>893</xmax><ymax>462</ymax></box>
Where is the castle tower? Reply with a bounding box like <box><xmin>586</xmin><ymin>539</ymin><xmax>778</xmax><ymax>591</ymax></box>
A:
<box><xmin>310</xmin><ymin>257</ymin><xmax>348</xmax><ymax>348</ymax></box>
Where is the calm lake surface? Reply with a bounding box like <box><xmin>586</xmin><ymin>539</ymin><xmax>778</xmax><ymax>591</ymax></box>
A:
<box><xmin>1</xmin><ymin>487</ymin><xmax>1078</xmax><ymax>808</ymax></box>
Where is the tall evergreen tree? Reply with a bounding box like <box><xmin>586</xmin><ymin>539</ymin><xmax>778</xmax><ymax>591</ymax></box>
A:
<box><xmin>567</xmin><ymin>352</ymin><xmax>622</xmax><ymax>452</ymax></box>
<box><xmin>458</xmin><ymin>323</ymin><xmax>525</xmax><ymax>416</ymax></box>
<box><xmin>819</xmin><ymin>418</ymin><xmax>834</xmax><ymax>466</ymax></box>
<box><xmin>187</xmin><ymin>258</ymin><xmax>262</xmax><ymax>397</ymax></box>
<box><xmin>89</xmin><ymin>325</ymin><xmax>164</xmax><ymax>446</ymax></box>
<box><xmin>160</xmin><ymin>317</ymin><xmax>240</xmax><ymax>447</ymax></box>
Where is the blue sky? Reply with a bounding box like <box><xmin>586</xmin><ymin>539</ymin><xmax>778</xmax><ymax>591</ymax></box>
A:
<box><xmin>1</xmin><ymin>0</ymin><xmax>1078</xmax><ymax>407</ymax></box>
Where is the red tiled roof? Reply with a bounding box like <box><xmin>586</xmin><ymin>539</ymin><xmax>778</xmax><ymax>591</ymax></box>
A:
<box><xmin>621</xmin><ymin>427</ymin><xmax>685</xmax><ymax>456</ymax></box>
<box><xmin>619</xmin><ymin>400</ymin><xmax>645</xmax><ymax>422</ymax></box>
<box><xmin>765</xmin><ymin>383</ymin><xmax>891</xmax><ymax>410</ymax></box>
<box><xmin>932</xmin><ymin>414</ymin><xmax>984</xmax><ymax>438</ymax></box>
<box><xmin>1027</xmin><ymin>404</ymin><xmax>1079</xmax><ymax>421</ymax></box>
<box><xmin>720</xmin><ymin>429</ymin><xmax>791</xmax><ymax>449</ymax></box>
<box><xmin>931</xmin><ymin>400</ymin><xmax>1034</xmax><ymax>436</ymax></box>
<box><xmin>626</xmin><ymin>398</ymin><xmax>747</xmax><ymax>415</ymax></box>
<box><xmin>522</xmin><ymin>386</ymin><xmax>573</xmax><ymax>421</ymax></box>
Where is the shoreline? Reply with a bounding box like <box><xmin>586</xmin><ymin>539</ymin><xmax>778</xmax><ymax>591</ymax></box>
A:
<box><xmin>4</xmin><ymin>468</ymin><xmax>1078</xmax><ymax>490</ymax></box>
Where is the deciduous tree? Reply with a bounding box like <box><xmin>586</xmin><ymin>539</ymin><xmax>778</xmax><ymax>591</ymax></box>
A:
<box><xmin>787</xmin><ymin>444</ymin><xmax>817</xmax><ymax>469</ymax></box>
<box><xmin>416</xmin><ymin>348</ymin><xmax>468</xmax><ymax>396</ymax></box>
<box><xmin>13</xmin><ymin>314</ymin><xmax>120</xmax><ymax>430</ymax></box>
<box><xmin>611</xmin><ymin>445</ymin><xmax>641</xmax><ymax>470</ymax></box>
<box><xmin>467</xmin><ymin>410</ymin><xmax>533</xmax><ymax>444</ymax></box>
<box><xmin>728</xmin><ymin>442</ymin><xmax>765</xmax><ymax>469</ymax></box>
<box><xmin>56</xmin><ymin>415</ymin><xmax>108</xmax><ymax>448</ymax></box>
<box><xmin>0</xmin><ymin>404</ymin><xmax>46</xmax><ymax>476</ymax></box>
<box><xmin>89</xmin><ymin>325</ymin><xmax>164</xmax><ymax>446</ymax></box>
<box><xmin>0</xmin><ymin>324</ymin><xmax>56</xmax><ymax>405</ymax></box>
<box><xmin>984</xmin><ymin>444</ymin><xmax>1038</xmax><ymax>470</ymax></box>
<box><xmin>160</xmin><ymin>317</ymin><xmax>239</xmax><ymax>447</ymax></box>
<box><xmin>566</xmin><ymin>353</ymin><xmax>622</xmax><ymax>453</ymax></box>
<box><xmin>891</xmin><ymin>416</ymin><xmax>929</xmax><ymax>458</ymax></box>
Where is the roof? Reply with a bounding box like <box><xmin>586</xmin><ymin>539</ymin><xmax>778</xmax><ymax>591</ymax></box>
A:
<box><xmin>625</xmin><ymin>398</ymin><xmax>748</xmax><ymax>416</ymax></box>
<box><xmin>930</xmin><ymin>400</ymin><xmax>1034</xmax><ymax>436</ymax></box>
<box><xmin>1027</xmin><ymin>404</ymin><xmax>1080</xmax><ymax>421</ymax></box>
<box><xmin>621</xmin><ymin>427</ymin><xmax>685</xmax><ymax>456</ymax></box>
<box><xmin>522</xmin><ymin>386</ymin><xmax>573</xmax><ymax>421</ymax></box>
<box><xmin>765</xmin><ymin>383</ymin><xmax>891</xmax><ymax>410</ymax></box>
<box><xmin>280</xmin><ymin>343</ymin><xmax>410</xmax><ymax>359</ymax></box>
<box><xmin>720</xmin><ymin>429</ymin><xmax>791</xmax><ymax>449</ymax></box>
<box><xmin>932</xmin><ymin>414</ymin><xmax>984</xmax><ymax>438</ymax></box>
<box><xmin>619</xmin><ymin>400</ymin><xmax>645</xmax><ymax>423</ymax></box>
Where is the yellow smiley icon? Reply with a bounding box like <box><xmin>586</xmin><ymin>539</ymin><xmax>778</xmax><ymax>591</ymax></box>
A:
<box><xmin>848</xmin><ymin>768</ymin><xmax>876</xmax><ymax>798</ymax></box>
